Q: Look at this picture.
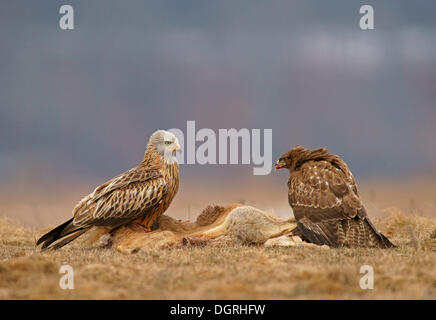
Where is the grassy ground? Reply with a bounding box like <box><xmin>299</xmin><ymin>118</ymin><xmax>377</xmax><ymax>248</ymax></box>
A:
<box><xmin>1</xmin><ymin>208</ymin><xmax>436</xmax><ymax>299</ymax></box>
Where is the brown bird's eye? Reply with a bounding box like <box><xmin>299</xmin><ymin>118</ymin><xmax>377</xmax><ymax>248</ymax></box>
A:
<box><xmin>165</xmin><ymin>141</ymin><xmax>172</xmax><ymax>145</ymax></box>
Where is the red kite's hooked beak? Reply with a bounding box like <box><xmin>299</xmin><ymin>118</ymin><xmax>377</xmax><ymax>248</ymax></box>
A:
<box><xmin>173</xmin><ymin>143</ymin><xmax>181</xmax><ymax>152</ymax></box>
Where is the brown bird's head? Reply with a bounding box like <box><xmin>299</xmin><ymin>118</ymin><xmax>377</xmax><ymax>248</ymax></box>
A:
<box><xmin>275</xmin><ymin>145</ymin><xmax>329</xmax><ymax>171</ymax></box>
<box><xmin>146</xmin><ymin>130</ymin><xmax>181</xmax><ymax>164</ymax></box>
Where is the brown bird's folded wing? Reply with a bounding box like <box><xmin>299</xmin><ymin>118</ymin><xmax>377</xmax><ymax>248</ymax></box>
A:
<box><xmin>288</xmin><ymin>160</ymin><xmax>363</xmax><ymax>220</ymax></box>
<box><xmin>72</xmin><ymin>167</ymin><xmax>169</xmax><ymax>228</ymax></box>
<box><xmin>289</xmin><ymin>161</ymin><xmax>393</xmax><ymax>248</ymax></box>
<box><xmin>91</xmin><ymin>166</ymin><xmax>162</xmax><ymax>202</ymax></box>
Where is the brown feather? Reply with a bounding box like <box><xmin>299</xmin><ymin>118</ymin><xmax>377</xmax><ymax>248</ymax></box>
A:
<box><xmin>278</xmin><ymin>145</ymin><xmax>395</xmax><ymax>248</ymax></box>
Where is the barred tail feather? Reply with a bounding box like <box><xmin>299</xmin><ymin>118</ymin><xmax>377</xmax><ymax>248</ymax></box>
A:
<box><xmin>363</xmin><ymin>218</ymin><xmax>396</xmax><ymax>248</ymax></box>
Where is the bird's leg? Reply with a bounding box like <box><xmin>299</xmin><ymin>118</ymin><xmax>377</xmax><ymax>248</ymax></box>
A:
<box><xmin>130</xmin><ymin>222</ymin><xmax>151</xmax><ymax>233</ymax></box>
<box><xmin>144</xmin><ymin>219</ymin><xmax>154</xmax><ymax>233</ymax></box>
<box><xmin>127</xmin><ymin>216</ymin><xmax>152</xmax><ymax>233</ymax></box>
<box><xmin>143</xmin><ymin>216</ymin><xmax>161</xmax><ymax>232</ymax></box>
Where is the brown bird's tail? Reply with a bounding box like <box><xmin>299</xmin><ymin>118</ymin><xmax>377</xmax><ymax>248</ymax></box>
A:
<box><xmin>363</xmin><ymin>217</ymin><xmax>396</xmax><ymax>248</ymax></box>
<box><xmin>291</xmin><ymin>216</ymin><xmax>395</xmax><ymax>249</ymax></box>
<box><xmin>36</xmin><ymin>218</ymin><xmax>89</xmax><ymax>251</ymax></box>
<box><xmin>336</xmin><ymin>216</ymin><xmax>395</xmax><ymax>248</ymax></box>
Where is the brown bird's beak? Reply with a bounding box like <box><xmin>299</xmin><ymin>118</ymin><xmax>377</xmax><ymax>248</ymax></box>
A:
<box><xmin>275</xmin><ymin>160</ymin><xmax>284</xmax><ymax>170</ymax></box>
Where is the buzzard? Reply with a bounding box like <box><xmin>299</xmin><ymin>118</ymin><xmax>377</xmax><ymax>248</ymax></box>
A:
<box><xmin>36</xmin><ymin>130</ymin><xmax>180</xmax><ymax>251</ymax></box>
<box><xmin>275</xmin><ymin>145</ymin><xmax>394</xmax><ymax>248</ymax></box>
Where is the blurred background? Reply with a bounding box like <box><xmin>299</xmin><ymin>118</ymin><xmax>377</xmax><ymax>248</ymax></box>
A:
<box><xmin>1</xmin><ymin>1</ymin><xmax>435</xmax><ymax>227</ymax></box>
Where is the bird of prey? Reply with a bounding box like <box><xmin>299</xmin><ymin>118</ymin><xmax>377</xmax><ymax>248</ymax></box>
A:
<box><xmin>275</xmin><ymin>145</ymin><xmax>394</xmax><ymax>248</ymax></box>
<box><xmin>37</xmin><ymin>130</ymin><xmax>181</xmax><ymax>251</ymax></box>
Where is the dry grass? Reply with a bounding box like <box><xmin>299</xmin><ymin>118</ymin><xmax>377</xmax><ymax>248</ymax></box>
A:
<box><xmin>1</xmin><ymin>178</ymin><xmax>436</xmax><ymax>299</ymax></box>
<box><xmin>1</xmin><ymin>210</ymin><xmax>436</xmax><ymax>299</ymax></box>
